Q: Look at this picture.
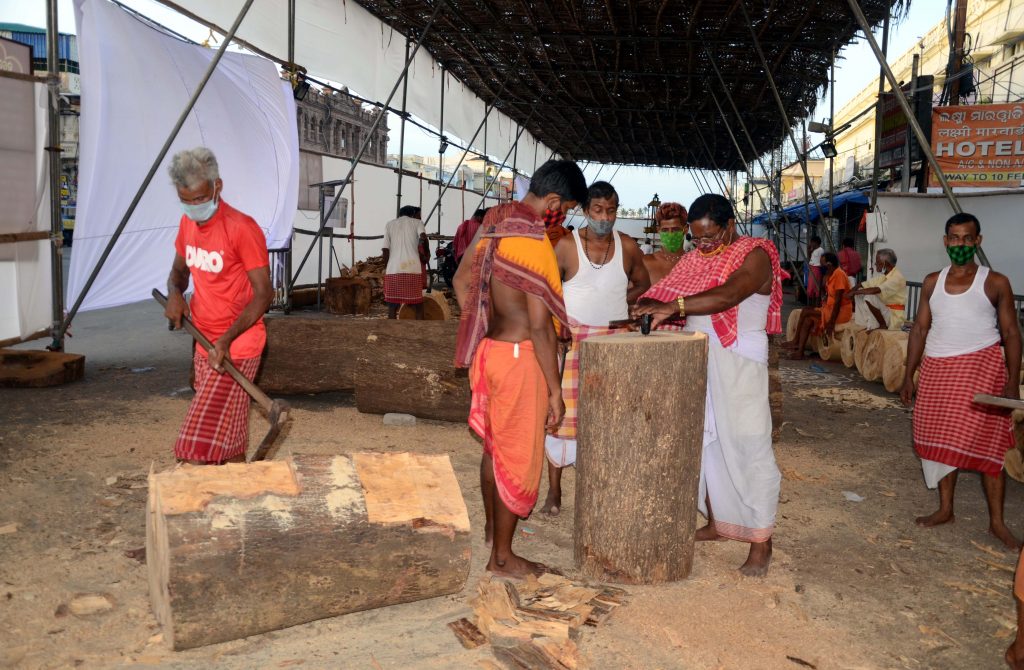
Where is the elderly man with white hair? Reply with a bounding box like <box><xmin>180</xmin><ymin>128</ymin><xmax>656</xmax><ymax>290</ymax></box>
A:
<box><xmin>163</xmin><ymin>147</ymin><xmax>272</xmax><ymax>464</ymax></box>
<box><xmin>849</xmin><ymin>248</ymin><xmax>907</xmax><ymax>331</ymax></box>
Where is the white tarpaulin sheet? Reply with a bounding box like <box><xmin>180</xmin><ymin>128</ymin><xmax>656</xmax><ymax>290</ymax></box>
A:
<box><xmin>68</xmin><ymin>0</ymin><xmax>298</xmax><ymax>312</ymax></box>
<box><xmin>0</xmin><ymin>79</ymin><xmax>52</xmax><ymax>342</ymax></box>
<box><xmin>166</xmin><ymin>0</ymin><xmax>554</xmax><ymax>165</ymax></box>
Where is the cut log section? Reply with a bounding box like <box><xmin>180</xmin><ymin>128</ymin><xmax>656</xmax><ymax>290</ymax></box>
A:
<box><xmin>146</xmin><ymin>452</ymin><xmax>471</xmax><ymax>650</ymax></box>
<box><xmin>785</xmin><ymin>308</ymin><xmax>802</xmax><ymax>342</ymax></box>
<box><xmin>575</xmin><ymin>331</ymin><xmax>708</xmax><ymax>583</ymax></box>
<box><xmin>0</xmin><ymin>349</ymin><xmax>85</xmax><ymax>388</ymax></box>
<box><xmin>324</xmin><ymin>277</ymin><xmax>372</xmax><ymax>315</ymax></box>
<box><xmin>882</xmin><ymin>335</ymin><xmax>910</xmax><ymax>393</ymax></box>
<box><xmin>817</xmin><ymin>322</ymin><xmax>854</xmax><ymax>362</ymax></box>
<box><xmin>840</xmin><ymin>326</ymin><xmax>863</xmax><ymax>368</ymax></box>
<box><xmin>853</xmin><ymin>328</ymin><xmax>871</xmax><ymax>372</ymax></box>
<box><xmin>256</xmin><ymin>315</ymin><xmax>372</xmax><ymax>394</ymax></box>
<box><xmin>354</xmin><ymin>320</ymin><xmax>469</xmax><ymax>422</ymax></box>
<box><xmin>398</xmin><ymin>290</ymin><xmax>452</xmax><ymax>321</ymax></box>
<box><xmin>859</xmin><ymin>330</ymin><xmax>904</xmax><ymax>383</ymax></box>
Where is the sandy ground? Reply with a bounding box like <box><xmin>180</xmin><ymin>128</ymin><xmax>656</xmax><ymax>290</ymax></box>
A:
<box><xmin>1</xmin><ymin>298</ymin><xmax>1022</xmax><ymax>669</ymax></box>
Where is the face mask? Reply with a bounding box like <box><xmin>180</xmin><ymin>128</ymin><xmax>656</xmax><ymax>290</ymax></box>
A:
<box><xmin>587</xmin><ymin>216</ymin><xmax>614</xmax><ymax>237</ymax></box>
<box><xmin>696</xmin><ymin>230</ymin><xmax>727</xmax><ymax>255</ymax></box>
<box><xmin>946</xmin><ymin>244</ymin><xmax>976</xmax><ymax>266</ymax></box>
<box><xmin>543</xmin><ymin>207</ymin><xmax>566</xmax><ymax>228</ymax></box>
<box><xmin>181</xmin><ymin>195</ymin><xmax>219</xmax><ymax>223</ymax></box>
<box><xmin>659</xmin><ymin>230</ymin><xmax>686</xmax><ymax>253</ymax></box>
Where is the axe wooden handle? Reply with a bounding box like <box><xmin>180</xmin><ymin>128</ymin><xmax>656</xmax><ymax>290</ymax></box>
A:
<box><xmin>152</xmin><ymin>289</ymin><xmax>273</xmax><ymax>414</ymax></box>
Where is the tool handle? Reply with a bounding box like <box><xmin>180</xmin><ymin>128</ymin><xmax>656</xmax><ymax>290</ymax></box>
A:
<box><xmin>152</xmin><ymin>288</ymin><xmax>273</xmax><ymax>412</ymax></box>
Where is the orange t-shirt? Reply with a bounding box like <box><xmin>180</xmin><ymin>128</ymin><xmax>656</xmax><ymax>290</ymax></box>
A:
<box><xmin>174</xmin><ymin>200</ymin><xmax>269</xmax><ymax>360</ymax></box>
<box><xmin>820</xmin><ymin>267</ymin><xmax>853</xmax><ymax>329</ymax></box>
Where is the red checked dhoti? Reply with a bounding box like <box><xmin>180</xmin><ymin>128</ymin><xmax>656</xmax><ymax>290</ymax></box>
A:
<box><xmin>383</xmin><ymin>272</ymin><xmax>424</xmax><ymax>304</ymax></box>
<box><xmin>913</xmin><ymin>343</ymin><xmax>1014</xmax><ymax>478</ymax></box>
<box><xmin>175</xmin><ymin>349</ymin><xmax>261</xmax><ymax>463</ymax></box>
<box><xmin>469</xmin><ymin>338</ymin><xmax>547</xmax><ymax>518</ymax></box>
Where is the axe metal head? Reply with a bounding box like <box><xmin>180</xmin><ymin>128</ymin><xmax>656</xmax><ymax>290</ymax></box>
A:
<box><xmin>245</xmin><ymin>399</ymin><xmax>292</xmax><ymax>463</ymax></box>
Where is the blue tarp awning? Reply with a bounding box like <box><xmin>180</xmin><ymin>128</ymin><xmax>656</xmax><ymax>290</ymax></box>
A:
<box><xmin>749</xmin><ymin>189</ymin><xmax>870</xmax><ymax>227</ymax></box>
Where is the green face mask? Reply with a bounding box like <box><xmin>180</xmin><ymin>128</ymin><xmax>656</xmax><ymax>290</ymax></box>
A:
<box><xmin>659</xmin><ymin>231</ymin><xmax>686</xmax><ymax>254</ymax></box>
<box><xmin>946</xmin><ymin>244</ymin><xmax>976</xmax><ymax>266</ymax></box>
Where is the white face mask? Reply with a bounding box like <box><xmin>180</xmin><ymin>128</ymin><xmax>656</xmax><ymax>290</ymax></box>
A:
<box><xmin>586</xmin><ymin>216</ymin><xmax>614</xmax><ymax>237</ymax></box>
<box><xmin>181</xmin><ymin>195</ymin><xmax>219</xmax><ymax>223</ymax></box>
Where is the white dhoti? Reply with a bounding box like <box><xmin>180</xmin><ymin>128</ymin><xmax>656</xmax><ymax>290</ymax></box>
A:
<box><xmin>696</xmin><ymin>335</ymin><xmax>781</xmax><ymax>543</ymax></box>
<box><xmin>544</xmin><ymin>435</ymin><xmax>577</xmax><ymax>467</ymax></box>
<box><xmin>921</xmin><ymin>459</ymin><xmax>957</xmax><ymax>489</ymax></box>
<box><xmin>854</xmin><ymin>293</ymin><xmax>892</xmax><ymax>331</ymax></box>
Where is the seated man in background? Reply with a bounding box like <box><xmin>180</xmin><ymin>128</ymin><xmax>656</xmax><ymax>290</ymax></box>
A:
<box><xmin>849</xmin><ymin>248</ymin><xmax>906</xmax><ymax>331</ymax></box>
<box><xmin>642</xmin><ymin>201</ymin><xmax>690</xmax><ymax>285</ymax></box>
<box><xmin>784</xmin><ymin>252</ymin><xmax>852</xmax><ymax>359</ymax></box>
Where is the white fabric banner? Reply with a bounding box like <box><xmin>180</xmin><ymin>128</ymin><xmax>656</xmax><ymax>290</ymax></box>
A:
<box><xmin>166</xmin><ymin>0</ymin><xmax>554</xmax><ymax>168</ymax></box>
<box><xmin>68</xmin><ymin>0</ymin><xmax>298</xmax><ymax>312</ymax></box>
<box><xmin>0</xmin><ymin>82</ymin><xmax>53</xmax><ymax>341</ymax></box>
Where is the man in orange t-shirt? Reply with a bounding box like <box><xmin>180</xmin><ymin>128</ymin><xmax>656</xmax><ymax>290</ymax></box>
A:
<box><xmin>163</xmin><ymin>147</ymin><xmax>272</xmax><ymax>464</ymax></box>
<box><xmin>783</xmin><ymin>252</ymin><xmax>852</xmax><ymax>360</ymax></box>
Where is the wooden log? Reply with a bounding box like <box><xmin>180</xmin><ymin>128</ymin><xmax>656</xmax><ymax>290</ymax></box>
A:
<box><xmin>575</xmin><ymin>331</ymin><xmax>708</xmax><ymax>583</ymax></box>
<box><xmin>289</xmin><ymin>286</ymin><xmax>322</xmax><ymax>308</ymax></box>
<box><xmin>853</xmin><ymin>328</ymin><xmax>871</xmax><ymax>372</ymax></box>
<box><xmin>256</xmin><ymin>315</ymin><xmax>373</xmax><ymax>394</ymax></box>
<box><xmin>859</xmin><ymin>330</ymin><xmax>903</xmax><ymax>383</ymax></box>
<box><xmin>324</xmin><ymin>277</ymin><xmax>372</xmax><ymax>315</ymax></box>
<box><xmin>146</xmin><ymin>452</ymin><xmax>471</xmax><ymax>650</ymax></box>
<box><xmin>398</xmin><ymin>290</ymin><xmax>452</xmax><ymax>321</ymax></box>
<box><xmin>840</xmin><ymin>325</ymin><xmax>863</xmax><ymax>368</ymax></box>
<box><xmin>354</xmin><ymin>320</ymin><xmax>469</xmax><ymax>422</ymax></box>
<box><xmin>817</xmin><ymin>322</ymin><xmax>854</xmax><ymax>362</ymax></box>
<box><xmin>0</xmin><ymin>349</ymin><xmax>85</xmax><ymax>388</ymax></box>
<box><xmin>882</xmin><ymin>336</ymin><xmax>910</xmax><ymax>393</ymax></box>
<box><xmin>785</xmin><ymin>308</ymin><xmax>802</xmax><ymax>342</ymax></box>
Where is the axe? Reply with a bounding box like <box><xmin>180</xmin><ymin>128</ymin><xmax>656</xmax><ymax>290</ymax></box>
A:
<box><xmin>153</xmin><ymin>288</ymin><xmax>290</xmax><ymax>463</ymax></box>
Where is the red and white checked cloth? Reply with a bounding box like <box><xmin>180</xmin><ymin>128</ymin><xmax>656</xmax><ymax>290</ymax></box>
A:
<box><xmin>553</xmin><ymin>323</ymin><xmax>616</xmax><ymax>440</ymax></box>
<box><xmin>642</xmin><ymin>237</ymin><xmax>783</xmax><ymax>348</ymax></box>
<box><xmin>913</xmin><ymin>343</ymin><xmax>1014</xmax><ymax>476</ymax></box>
<box><xmin>175</xmin><ymin>349</ymin><xmax>261</xmax><ymax>463</ymax></box>
<box><xmin>383</xmin><ymin>272</ymin><xmax>425</xmax><ymax>304</ymax></box>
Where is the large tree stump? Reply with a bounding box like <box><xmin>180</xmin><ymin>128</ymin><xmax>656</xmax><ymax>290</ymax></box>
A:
<box><xmin>882</xmin><ymin>335</ymin><xmax>910</xmax><ymax>393</ymax></box>
<box><xmin>354</xmin><ymin>320</ymin><xmax>469</xmax><ymax>422</ymax></box>
<box><xmin>859</xmin><ymin>330</ymin><xmax>903</xmax><ymax>382</ymax></box>
<box><xmin>817</xmin><ymin>322</ymin><xmax>854</xmax><ymax>362</ymax></box>
<box><xmin>574</xmin><ymin>331</ymin><xmax>708</xmax><ymax>584</ymax></box>
<box><xmin>0</xmin><ymin>349</ymin><xmax>85</xmax><ymax>388</ymax></box>
<box><xmin>840</xmin><ymin>325</ymin><xmax>863</xmax><ymax>368</ymax></box>
<box><xmin>255</xmin><ymin>315</ymin><xmax>373</xmax><ymax>394</ymax></box>
<box><xmin>324</xmin><ymin>277</ymin><xmax>372</xmax><ymax>315</ymax></box>
<box><xmin>146</xmin><ymin>452</ymin><xmax>471</xmax><ymax>650</ymax></box>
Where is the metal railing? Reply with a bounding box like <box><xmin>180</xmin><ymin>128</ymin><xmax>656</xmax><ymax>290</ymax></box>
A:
<box><xmin>269</xmin><ymin>247</ymin><xmax>291</xmax><ymax>313</ymax></box>
<box><xmin>906</xmin><ymin>281</ymin><xmax>1024</xmax><ymax>325</ymax></box>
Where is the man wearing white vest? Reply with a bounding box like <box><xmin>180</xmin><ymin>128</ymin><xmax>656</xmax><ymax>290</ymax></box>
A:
<box><xmin>540</xmin><ymin>181</ymin><xmax>650</xmax><ymax>516</ymax></box>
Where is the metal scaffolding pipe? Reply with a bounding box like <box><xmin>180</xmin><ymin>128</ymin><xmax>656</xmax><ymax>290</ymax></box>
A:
<box><xmin>868</xmin><ymin>13</ymin><xmax>890</xmax><ymax>211</ymax></box>
<box><xmin>395</xmin><ymin>36</ymin><xmax>411</xmax><ymax>216</ymax></box>
<box><xmin>46</xmin><ymin>0</ymin><xmax>65</xmax><ymax>349</ymax></box>
<box><xmin>56</xmin><ymin>0</ymin><xmax>257</xmax><ymax>345</ymax></box>
<box><xmin>740</xmin><ymin>0</ymin><xmax>835</xmax><ymax>253</ymax></box>
<box><xmin>469</xmin><ymin>121</ymin><xmax>531</xmax><ymax>215</ymax></box>
<box><xmin>290</xmin><ymin>0</ymin><xmax>445</xmax><ymax>286</ymax></box>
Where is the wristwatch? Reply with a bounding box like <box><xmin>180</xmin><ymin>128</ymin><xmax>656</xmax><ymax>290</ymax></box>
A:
<box><xmin>677</xmin><ymin>296</ymin><xmax>686</xmax><ymax>318</ymax></box>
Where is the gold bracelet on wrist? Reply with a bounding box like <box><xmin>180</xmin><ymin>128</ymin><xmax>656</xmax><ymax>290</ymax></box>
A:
<box><xmin>677</xmin><ymin>296</ymin><xmax>686</xmax><ymax>318</ymax></box>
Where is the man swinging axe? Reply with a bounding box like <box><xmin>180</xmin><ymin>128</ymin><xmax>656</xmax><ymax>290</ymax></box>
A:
<box><xmin>162</xmin><ymin>147</ymin><xmax>274</xmax><ymax>464</ymax></box>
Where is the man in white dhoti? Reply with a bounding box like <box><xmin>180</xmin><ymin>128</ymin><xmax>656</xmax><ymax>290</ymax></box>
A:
<box><xmin>849</xmin><ymin>248</ymin><xmax>906</xmax><ymax>331</ymax></box>
<box><xmin>633</xmin><ymin>194</ymin><xmax>784</xmax><ymax>576</ymax></box>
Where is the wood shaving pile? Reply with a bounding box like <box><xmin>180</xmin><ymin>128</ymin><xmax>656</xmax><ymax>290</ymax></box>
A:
<box><xmin>793</xmin><ymin>386</ymin><xmax>902</xmax><ymax>410</ymax></box>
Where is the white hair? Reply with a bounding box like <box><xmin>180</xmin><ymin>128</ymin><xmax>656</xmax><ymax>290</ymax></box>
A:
<box><xmin>876</xmin><ymin>248</ymin><xmax>897</xmax><ymax>266</ymax></box>
<box><xmin>168</xmin><ymin>147</ymin><xmax>220</xmax><ymax>189</ymax></box>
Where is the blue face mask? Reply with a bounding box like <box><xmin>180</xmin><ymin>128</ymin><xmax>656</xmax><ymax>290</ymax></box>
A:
<box><xmin>586</xmin><ymin>216</ymin><xmax>614</xmax><ymax>237</ymax></box>
<box><xmin>181</xmin><ymin>196</ymin><xmax>219</xmax><ymax>223</ymax></box>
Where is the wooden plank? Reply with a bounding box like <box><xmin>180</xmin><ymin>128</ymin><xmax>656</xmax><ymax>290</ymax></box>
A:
<box><xmin>0</xmin><ymin>231</ymin><xmax>51</xmax><ymax>244</ymax></box>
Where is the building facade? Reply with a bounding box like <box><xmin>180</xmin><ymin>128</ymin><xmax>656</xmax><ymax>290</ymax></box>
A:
<box><xmin>831</xmin><ymin>0</ymin><xmax>1024</xmax><ymax>186</ymax></box>
<box><xmin>295</xmin><ymin>86</ymin><xmax>388</xmax><ymax>164</ymax></box>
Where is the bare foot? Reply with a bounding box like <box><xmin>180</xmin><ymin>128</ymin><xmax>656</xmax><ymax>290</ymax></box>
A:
<box><xmin>540</xmin><ymin>490</ymin><xmax>561</xmax><ymax>517</ymax></box>
<box><xmin>739</xmin><ymin>539</ymin><xmax>772</xmax><ymax>577</ymax></box>
<box><xmin>915</xmin><ymin>509</ymin><xmax>954</xmax><ymax>527</ymax></box>
<box><xmin>1006</xmin><ymin>641</ymin><xmax>1024</xmax><ymax>669</ymax></box>
<box><xmin>789</xmin><ymin>351</ymin><xmax>806</xmax><ymax>361</ymax></box>
<box><xmin>486</xmin><ymin>553</ymin><xmax>552</xmax><ymax>579</ymax></box>
<box><xmin>990</xmin><ymin>522</ymin><xmax>1022</xmax><ymax>551</ymax></box>
<box><xmin>780</xmin><ymin>341</ymin><xmax>798</xmax><ymax>350</ymax></box>
<box><xmin>695</xmin><ymin>522</ymin><xmax>726</xmax><ymax>541</ymax></box>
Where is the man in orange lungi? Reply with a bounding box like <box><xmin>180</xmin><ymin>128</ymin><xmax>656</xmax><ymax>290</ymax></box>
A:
<box><xmin>453</xmin><ymin>159</ymin><xmax>587</xmax><ymax>578</ymax></box>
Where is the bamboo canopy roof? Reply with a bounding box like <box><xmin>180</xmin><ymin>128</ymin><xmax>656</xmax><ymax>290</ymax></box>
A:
<box><xmin>354</xmin><ymin>0</ymin><xmax>908</xmax><ymax>170</ymax></box>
